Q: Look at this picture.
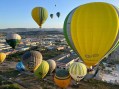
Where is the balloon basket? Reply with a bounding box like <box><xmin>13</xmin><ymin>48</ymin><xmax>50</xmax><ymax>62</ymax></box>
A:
<box><xmin>84</xmin><ymin>65</ymin><xmax>99</xmax><ymax>80</ymax></box>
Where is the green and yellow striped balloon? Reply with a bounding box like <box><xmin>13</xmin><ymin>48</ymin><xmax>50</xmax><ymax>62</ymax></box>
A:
<box><xmin>31</xmin><ymin>7</ymin><xmax>48</xmax><ymax>28</ymax></box>
<box><xmin>69</xmin><ymin>62</ymin><xmax>87</xmax><ymax>81</ymax></box>
<box><xmin>64</xmin><ymin>2</ymin><xmax>119</xmax><ymax>68</ymax></box>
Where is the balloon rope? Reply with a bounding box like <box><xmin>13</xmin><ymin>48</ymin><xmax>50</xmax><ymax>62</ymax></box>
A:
<box><xmin>92</xmin><ymin>65</ymin><xmax>100</xmax><ymax>78</ymax></box>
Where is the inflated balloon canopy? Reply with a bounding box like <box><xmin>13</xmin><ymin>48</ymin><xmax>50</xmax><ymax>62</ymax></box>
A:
<box><xmin>55</xmin><ymin>69</ymin><xmax>70</xmax><ymax>79</ymax></box>
<box><xmin>0</xmin><ymin>53</ymin><xmax>6</xmax><ymax>63</ymax></box>
<box><xmin>6</xmin><ymin>33</ymin><xmax>21</xmax><ymax>49</ymax></box>
<box><xmin>47</xmin><ymin>59</ymin><xmax>56</xmax><ymax>74</ymax></box>
<box><xmin>64</xmin><ymin>2</ymin><xmax>119</xmax><ymax>68</ymax></box>
<box><xmin>31</xmin><ymin>7</ymin><xmax>48</xmax><ymax>28</ymax></box>
<box><xmin>54</xmin><ymin>69</ymin><xmax>71</xmax><ymax>88</ymax></box>
<box><xmin>34</xmin><ymin>60</ymin><xmax>49</xmax><ymax>79</ymax></box>
<box><xmin>69</xmin><ymin>62</ymin><xmax>87</xmax><ymax>82</ymax></box>
<box><xmin>16</xmin><ymin>62</ymin><xmax>25</xmax><ymax>72</ymax></box>
<box><xmin>50</xmin><ymin>14</ymin><xmax>53</xmax><ymax>19</ymax></box>
<box><xmin>22</xmin><ymin>51</ymin><xmax>43</xmax><ymax>72</ymax></box>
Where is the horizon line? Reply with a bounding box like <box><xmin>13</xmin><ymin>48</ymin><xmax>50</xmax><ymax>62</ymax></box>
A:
<box><xmin>0</xmin><ymin>27</ymin><xmax>63</xmax><ymax>29</ymax></box>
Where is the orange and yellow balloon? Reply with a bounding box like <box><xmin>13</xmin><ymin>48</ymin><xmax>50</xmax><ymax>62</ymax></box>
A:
<box><xmin>54</xmin><ymin>69</ymin><xmax>71</xmax><ymax>88</ymax></box>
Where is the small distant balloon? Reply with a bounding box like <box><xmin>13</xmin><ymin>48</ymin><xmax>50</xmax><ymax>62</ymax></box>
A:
<box><xmin>50</xmin><ymin>14</ymin><xmax>53</xmax><ymax>19</ymax></box>
<box><xmin>56</xmin><ymin>12</ymin><xmax>60</xmax><ymax>18</ymax></box>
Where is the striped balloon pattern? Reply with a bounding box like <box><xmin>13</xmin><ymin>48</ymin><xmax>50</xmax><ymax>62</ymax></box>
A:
<box><xmin>63</xmin><ymin>2</ymin><xmax>119</xmax><ymax>68</ymax></box>
<box><xmin>34</xmin><ymin>60</ymin><xmax>49</xmax><ymax>79</ymax></box>
<box><xmin>54</xmin><ymin>69</ymin><xmax>71</xmax><ymax>88</ymax></box>
<box><xmin>69</xmin><ymin>62</ymin><xmax>87</xmax><ymax>81</ymax></box>
<box><xmin>22</xmin><ymin>51</ymin><xmax>42</xmax><ymax>72</ymax></box>
<box><xmin>31</xmin><ymin>7</ymin><xmax>48</xmax><ymax>28</ymax></box>
<box><xmin>6</xmin><ymin>33</ymin><xmax>21</xmax><ymax>49</ymax></box>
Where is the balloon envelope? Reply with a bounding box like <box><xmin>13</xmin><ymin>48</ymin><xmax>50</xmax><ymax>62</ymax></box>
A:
<box><xmin>6</xmin><ymin>33</ymin><xmax>21</xmax><ymax>49</ymax></box>
<box><xmin>22</xmin><ymin>51</ymin><xmax>42</xmax><ymax>72</ymax></box>
<box><xmin>63</xmin><ymin>2</ymin><xmax>119</xmax><ymax>68</ymax></box>
<box><xmin>47</xmin><ymin>59</ymin><xmax>56</xmax><ymax>73</ymax></box>
<box><xmin>34</xmin><ymin>60</ymin><xmax>49</xmax><ymax>79</ymax></box>
<box><xmin>56</xmin><ymin>12</ymin><xmax>60</xmax><ymax>18</ymax></box>
<box><xmin>31</xmin><ymin>7</ymin><xmax>48</xmax><ymax>28</ymax></box>
<box><xmin>0</xmin><ymin>53</ymin><xmax>6</xmax><ymax>63</ymax></box>
<box><xmin>54</xmin><ymin>69</ymin><xmax>71</xmax><ymax>88</ymax></box>
<box><xmin>50</xmin><ymin>14</ymin><xmax>53</xmax><ymax>19</ymax></box>
<box><xmin>69</xmin><ymin>62</ymin><xmax>87</xmax><ymax>81</ymax></box>
<box><xmin>16</xmin><ymin>62</ymin><xmax>25</xmax><ymax>72</ymax></box>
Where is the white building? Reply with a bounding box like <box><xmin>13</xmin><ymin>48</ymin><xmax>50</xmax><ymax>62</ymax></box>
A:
<box><xmin>56</xmin><ymin>54</ymin><xmax>79</xmax><ymax>69</ymax></box>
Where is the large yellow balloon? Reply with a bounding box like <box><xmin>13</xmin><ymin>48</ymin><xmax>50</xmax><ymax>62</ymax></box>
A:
<box><xmin>0</xmin><ymin>53</ymin><xmax>6</xmax><ymax>63</ymax></box>
<box><xmin>64</xmin><ymin>2</ymin><xmax>119</xmax><ymax>68</ymax></box>
<box><xmin>31</xmin><ymin>7</ymin><xmax>48</xmax><ymax>28</ymax></box>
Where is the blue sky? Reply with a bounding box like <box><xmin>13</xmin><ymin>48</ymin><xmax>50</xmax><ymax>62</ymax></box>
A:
<box><xmin>0</xmin><ymin>0</ymin><xmax>119</xmax><ymax>29</ymax></box>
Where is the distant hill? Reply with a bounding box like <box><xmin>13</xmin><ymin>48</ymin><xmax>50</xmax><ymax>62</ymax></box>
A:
<box><xmin>0</xmin><ymin>28</ymin><xmax>63</xmax><ymax>33</ymax></box>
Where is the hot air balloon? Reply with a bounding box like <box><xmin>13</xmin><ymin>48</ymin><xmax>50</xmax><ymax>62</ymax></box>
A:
<box><xmin>69</xmin><ymin>62</ymin><xmax>87</xmax><ymax>82</ymax></box>
<box><xmin>34</xmin><ymin>60</ymin><xmax>49</xmax><ymax>79</ymax></box>
<box><xmin>50</xmin><ymin>14</ymin><xmax>53</xmax><ymax>19</ymax></box>
<box><xmin>104</xmin><ymin>38</ymin><xmax>119</xmax><ymax>58</ymax></box>
<box><xmin>22</xmin><ymin>51</ymin><xmax>42</xmax><ymax>72</ymax></box>
<box><xmin>0</xmin><ymin>53</ymin><xmax>6</xmax><ymax>63</ymax></box>
<box><xmin>47</xmin><ymin>59</ymin><xmax>56</xmax><ymax>74</ymax></box>
<box><xmin>63</xmin><ymin>2</ymin><xmax>119</xmax><ymax>68</ymax></box>
<box><xmin>6</xmin><ymin>33</ymin><xmax>21</xmax><ymax>49</ymax></box>
<box><xmin>56</xmin><ymin>12</ymin><xmax>60</xmax><ymax>18</ymax></box>
<box><xmin>54</xmin><ymin>69</ymin><xmax>71</xmax><ymax>88</ymax></box>
<box><xmin>16</xmin><ymin>62</ymin><xmax>25</xmax><ymax>72</ymax></box>
<box><xmin>31</xmin><ymin>7</ymin><xmax>48</xmax><ymax>28</ymax></box>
